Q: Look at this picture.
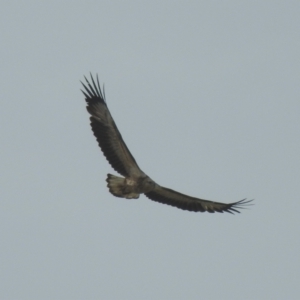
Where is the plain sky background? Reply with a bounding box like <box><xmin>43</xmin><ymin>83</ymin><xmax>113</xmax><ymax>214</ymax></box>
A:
<box><xmin>1</xmin><ymin>1</ymin><xmax>300</xmax><ymax>299</ymax></box>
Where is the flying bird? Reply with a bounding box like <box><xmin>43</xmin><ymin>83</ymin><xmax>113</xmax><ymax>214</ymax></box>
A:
<box><xmin>81</xmin><ymin>74</ymin><xmax>252</xmax><ymax>214</ymax></box>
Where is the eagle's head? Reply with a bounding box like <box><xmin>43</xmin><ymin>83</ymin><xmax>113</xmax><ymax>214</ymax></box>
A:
<box><xmin>140</xmin><ymin>176</ymin><xmax>156</xmax><ymax>193</ymax></box>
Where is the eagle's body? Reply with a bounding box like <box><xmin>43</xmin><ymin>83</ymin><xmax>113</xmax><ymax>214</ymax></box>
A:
<box><xmin>81</xmin><ymin>74</ymin><xmax>252</xmax><ymax>214</ymax></box>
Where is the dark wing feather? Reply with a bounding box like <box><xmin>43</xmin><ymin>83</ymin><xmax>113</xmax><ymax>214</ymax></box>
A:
<box><xmin>145</xmin><ymin>186</ymin><xmax>253</xmax><ymax>214</ymax></box>
<box><xmin>81</xmin><ymin>74</ymin><xmax>143</xmax><ymax>177</ymax></box>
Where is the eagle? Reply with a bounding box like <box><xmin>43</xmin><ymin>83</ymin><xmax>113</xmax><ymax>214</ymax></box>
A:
<box><xmin>81</xmin><ymin>74</ymin><xmax>252</xmax><ymax>214</ymax></box>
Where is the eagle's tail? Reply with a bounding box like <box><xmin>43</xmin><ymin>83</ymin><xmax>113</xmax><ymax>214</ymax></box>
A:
<box><xmin>106</xmin><ymin>174</ymin><xmax>139</xmax><ymax>199</ymax></box>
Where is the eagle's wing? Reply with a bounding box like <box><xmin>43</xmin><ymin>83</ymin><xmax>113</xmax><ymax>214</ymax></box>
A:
<box><xmin>145</xmin><ymin>186</ymin><xmax>252</xmax><ymax>214</ymax></box>
<box><xmin>81</xmin><ymin>74</ymin><xmax>144</xmax><ymax>177</ymax></box>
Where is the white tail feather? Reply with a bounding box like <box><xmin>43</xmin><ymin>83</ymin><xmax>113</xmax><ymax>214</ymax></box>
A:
<box><xmin>106</xmin><ymin>174</ymin><xmax>139</xmax><ymax>199</ymax></box>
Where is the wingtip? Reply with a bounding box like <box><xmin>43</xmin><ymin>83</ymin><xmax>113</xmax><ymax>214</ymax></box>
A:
<box><xmin>81</xmin><ymin>73</ymin><xmax>106</xmax><ymax>103</ymax></box>
<box><xmin>228</xmin><ymin>198</ymin><xmax>254</xmax><ymax>214</ymax></box>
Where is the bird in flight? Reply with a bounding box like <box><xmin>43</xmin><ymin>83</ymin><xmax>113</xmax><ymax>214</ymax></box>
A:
<box><xmin>81</xmin><ymin>74</ymin><xmax>252</xmax><ymax>214</ymax></box>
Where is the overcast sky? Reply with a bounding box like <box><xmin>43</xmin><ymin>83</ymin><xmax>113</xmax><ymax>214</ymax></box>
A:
<box><xmin>1</xmin><ymin>1</ymin><xmax>300</xmax><ymax>299</ymax></box>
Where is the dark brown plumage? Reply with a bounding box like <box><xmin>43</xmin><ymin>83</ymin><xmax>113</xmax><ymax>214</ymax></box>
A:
<box><xmin>81</xmin><ymin>74</ymin><xmax>253</xmax><ymax>214</ymax></box>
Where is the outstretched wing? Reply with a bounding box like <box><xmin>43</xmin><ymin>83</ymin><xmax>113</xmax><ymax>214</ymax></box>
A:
<box><xmin>81</xmin><ymin>74</ymin><xmax>144</xmax><ymax>177</ymax></box>
<box><xmin>145</xmin><ymin>186</ymin><xmax>252</xmax><ymax>214</ymax></box>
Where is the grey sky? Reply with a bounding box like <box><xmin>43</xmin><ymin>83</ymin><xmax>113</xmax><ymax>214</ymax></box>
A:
<box><xmin>1</xmin><ymin>1</ymin><xmax>300</xmax><ymax>299</ymax></box>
